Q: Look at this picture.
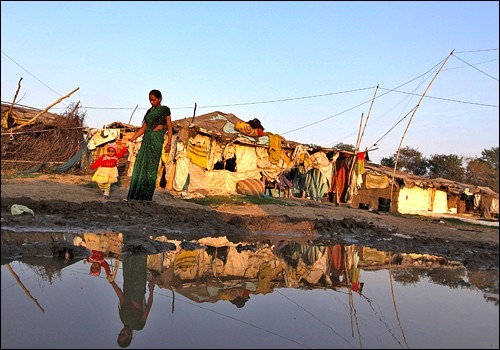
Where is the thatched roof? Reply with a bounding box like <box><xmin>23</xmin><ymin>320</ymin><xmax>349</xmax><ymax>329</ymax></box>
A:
<box><xmin>365</xmin><ymin>163</ymin><xmax>498</xmax><ymax>197</ymax></box>
<box><xmin>431</xmin><ymin>177</ymin><xmax>499</xmax><ymax>198</ymax></box>
<box><xmin>365</xmin><ymin>163</ymin><xmax>435</xmax><ymax>187</ymax></box>
<box><xmin>172</xmin><ymin>111</ymin><xmax>244</xmax><ymax>133</ymax></box>
<box><xmin>172</xmin><ymin>110</ymin><xmax>339</xmax><ymax>152</ymax></box>
<box><xmin>1</xmin><ymin>102</ymin><xmax>85</xmax><ymax>174</ymax></box>
<box><xmin>1</xmin><ymin>102</ymin><xmax>62</xmax><ymax>128</ymax></box>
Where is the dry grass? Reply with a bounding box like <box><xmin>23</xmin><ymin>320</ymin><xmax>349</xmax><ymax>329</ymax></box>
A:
<box><xmin>1</xmin><ymin>103</ymin><xmax>86</xmax><ymax>173</ymax></box>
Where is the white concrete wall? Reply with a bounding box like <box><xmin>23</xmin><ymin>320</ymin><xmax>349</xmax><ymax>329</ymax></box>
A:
<box><xmin>398</xmin><ymin>187</ymin><xmax>448</xmax><ymax>214</ymax></box>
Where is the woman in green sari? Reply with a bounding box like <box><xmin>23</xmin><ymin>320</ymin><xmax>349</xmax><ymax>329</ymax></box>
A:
<box><xmin>127</xmin><ymin>89</ymin><xmax>173</xmax><ymax>201</ymax></box>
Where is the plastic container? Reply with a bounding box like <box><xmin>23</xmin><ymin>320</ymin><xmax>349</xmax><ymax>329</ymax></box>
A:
<box><xmin>378</xmin><ymin>197</ymin><xmax>391</xmax><ymax>212</ymax></box>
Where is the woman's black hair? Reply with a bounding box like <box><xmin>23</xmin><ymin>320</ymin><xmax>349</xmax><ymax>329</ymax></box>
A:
<box><xmin>149</xmin><ymin>89</ymin><xmax>162</xmax><ymax>99</ymax></box>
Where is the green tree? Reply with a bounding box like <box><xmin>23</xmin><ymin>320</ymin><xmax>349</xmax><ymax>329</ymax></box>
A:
<box><xmin>465</xmin><ymin>147</ymin><xmax>499</xmax><ymax>192</ymax></box>
<box><xmin>380</xmin><ymin>146</ymin><xmax>428</xmax><ymax>176</ymax></box>
<box><xmin>481</xmin><ymin>147</ymin><xmax>499</xmax><ymax>171</ymax></box>
<box><xmin>427</xmin><ymin>154</ymin><xmax>465</xmax><ymax>182</ymax></box>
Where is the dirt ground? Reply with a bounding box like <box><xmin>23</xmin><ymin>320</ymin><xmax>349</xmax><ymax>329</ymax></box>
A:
<box><xmin>1</xmin><ymin>174</ymin><xmax>498</xmax><ymax>273</ymax></box>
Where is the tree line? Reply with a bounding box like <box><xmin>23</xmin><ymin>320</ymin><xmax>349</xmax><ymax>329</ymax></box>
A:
<box><xmin>380</xmin><ymin>146</ymin><xmax>499</xmax><ymax>193</ymax></box>
<box><xmin>333</xmin><ymin>144</ymin><xmax>499</xmax><ymax>193</ymax></box>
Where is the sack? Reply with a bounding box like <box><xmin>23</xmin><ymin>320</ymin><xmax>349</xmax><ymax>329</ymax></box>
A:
<box><xmin>236</xmin><ymin>179</ymin><xmax>265</xmax><ymax>197</ymax></box>
<box><xmin>234</xmin><ymin>122</ymin><xmax>260</xmax><ymax>137</ymax></box>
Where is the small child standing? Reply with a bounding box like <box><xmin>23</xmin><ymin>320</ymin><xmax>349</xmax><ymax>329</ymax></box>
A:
<box><xmin>90</xmin><ymin>143</ymin><xmax>127</xmax><ymax>199</ymax></box>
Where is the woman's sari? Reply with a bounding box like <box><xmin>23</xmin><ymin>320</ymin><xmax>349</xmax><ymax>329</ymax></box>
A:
<box><xmin>127</xmin><ymin>105</ymin><xmax>170</xmax><ymax>200</ymax></box>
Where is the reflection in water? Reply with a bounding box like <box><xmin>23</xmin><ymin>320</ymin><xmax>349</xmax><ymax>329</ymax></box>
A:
<box><xmin>1</xmin><ymin>232</ymin><xmax>498</xmax><ymax>349</ymax></box>
<box><xmin>78</xmin><ymin>233</ymin><xmax>156</xmax><ymax>347</ymax></box>
<box><xmin>113</xmin><ymin>244</ymin><xmax>154</xmax><ymax>348</ymax></box>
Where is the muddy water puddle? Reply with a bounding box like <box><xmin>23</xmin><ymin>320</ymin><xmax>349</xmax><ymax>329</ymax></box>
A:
<box><xmin>1</xmin><ymin>232</ymin><xmax>498</xmax><ymax>349</ymax></box>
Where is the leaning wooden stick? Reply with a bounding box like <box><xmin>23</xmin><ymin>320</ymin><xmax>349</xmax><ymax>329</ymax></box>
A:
<box><xmin>128</xmin><ymin>104</ymin><xmax>139</xmax><ymax>124</ymax></box>
<box><xmin>390</xmin><ymin>50</ymin><xmax>455</xmax><ymax>204</ymax></box>
<box><xmin>8</xmin><ymin>87</ymin><xmax>80</xmax><ymax>132</ymax></box>
<box><xmin>345</xmin><ymin>112</ymin><xmax>364</xmax><ymax>203</ymax></box>
<box><xmin>5</xmin><ymin>263</ymin><xmax>45</xmax><ymax>312</ymax></box>
<box><xmin>346</xmin><ymin>84</ymin><xmax>380</xmax><ymax>203</ymax></box>
<box><xmin>358</xmin><ymin>84</ymin><xmax>379</xmax><ymax>149</ymax></box>
<box><xmin>190</xmin><ymin>103</ymin><xmax>197</xmax><ymax>124</ymax></box>
<box><xmin>6</xmin><ymin>77</ymin><xmax>23</xmax><ymax>116</ymax></box>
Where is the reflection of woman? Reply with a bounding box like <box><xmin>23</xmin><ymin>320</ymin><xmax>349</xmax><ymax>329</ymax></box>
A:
<box><xmin>127</xmin><ymin>89</ymin><xmax>172</xmax><ymax>201</ymax></box>
<box><xmin>108</xmin><ymin>237</ymin><xmax>154</xmax><ymax>348</ymax></box>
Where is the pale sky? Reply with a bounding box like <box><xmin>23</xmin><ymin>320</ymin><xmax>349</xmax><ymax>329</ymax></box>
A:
<box><xmin>1</xmin><ymin>1</ymin><xmax>498</xmax><ymax>163</ymax></box>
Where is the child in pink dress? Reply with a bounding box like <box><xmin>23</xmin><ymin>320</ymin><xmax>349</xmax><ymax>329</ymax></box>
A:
<box><xmin>90</xmin><ymin>143</ymin><xmax>127</xmax><ymax>199</ymax></box>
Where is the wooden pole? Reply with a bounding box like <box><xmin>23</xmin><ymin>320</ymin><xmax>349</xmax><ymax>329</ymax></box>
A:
<box><xmin>8</xmin><ymin>87</ymin><xmax>80</xmax><ymax>132</ymax></box>
<box><xmin>345</xmin><ymin>113</ymin><xmax>364</xmax><ymax>203</ymax></box>
<box><xmin>2</xmin><ymin>78</ymin><xmax>23</xmax><ymax>129</ymax></box>
<box><xmin>171</xmin><ymin>289</ymin><xmax>175</xmax><ymax>314</ymax></box>
<box><xmin>346</xmin><ymin>84</ymin><xmax>380</xmax><ymax>203</ymax></box>
<box><xmin>355</xmin><ymin>113</ymin><xmax>364</xmax><ymax>152</ymax></box>
<box><xmin>390</xmin><ymin>50</ymin><xmax>455</xmax><ymax>204</ymax></box>
<box><xmin>7</xmin><ymin>77</ymin><xmax>23</xmax><ymax>116</ymax></box>
<box><xmin>388</xmin><ymin>253</ymin><xmax>409</xmax><ymax>348</ymax></box>
<box><xmin>358</xmin><ymin>84</ymin><xmax>379</xmax><ymax>149</ymax></box>
<box><xmin>343</xmin><ymin>247</ymin><xmax>362</xmax><ymax>347</ymax></box>
<box><xmin>5</xmin><ymin>264</ymin><xmax>45</xmax><ymax>312</ymax></box>
<box><xmin>128</xmin><ymin>104</ymin><xmax>139</xmax><ymax>124</ymax></box>
<box><xmin>190</xmin><ymin>103</ymin><xmax>197</xmax><ymax>123</ymax></box>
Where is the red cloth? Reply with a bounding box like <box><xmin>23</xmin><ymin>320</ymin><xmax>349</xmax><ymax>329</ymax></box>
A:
<box><xmin>327</xmin><ymin>245</ymin><xmax>345</xmax><ymax>272</ymax></box>
<box><xmin>87</xmin><ymin>250</ymin><xmax>111</xmax><ymax>276</ymax></box>
<box><xmin>336</xmin><ymin>166</ymin><xmax>347</xmax><ymax>203</ymax></box>
<box><xmin>90</xmin><ymin>148</ymin><xmax>127</xmax><ymax>170</ymax></box>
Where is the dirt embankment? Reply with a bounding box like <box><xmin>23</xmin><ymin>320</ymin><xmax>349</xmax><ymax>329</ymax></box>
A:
<box><xmin>1</xmin><ymin>175</ymin><xmax>498</xmax><ymax>272</ymax></box>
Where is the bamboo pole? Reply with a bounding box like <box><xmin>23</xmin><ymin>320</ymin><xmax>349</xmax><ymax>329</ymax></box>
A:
<box><xmin>343</xmin><ymin>247</ymin><xmax>362</xmax><ymax>347</ymax></box>
<box><xmin>1</xmin><ymin>160</ymin><xmax>64</xmax><ymax>164</ymax></box>
<box><xmin>354</xmin><ymin>113</ymin><xmax>364</xmax><ymax>153</ymax></box>
<box><xmin>390</xmin><ymin>51</ymin><xmax>455</xmax><ymax>205</ymax></box>
<box><xmin>358</xmin><ymin>84</ymin><xmax>379</xmax><ymax>149</ymax></box>
<box><xmin>1</xmin><ymin>126</ymin><xmax>86</xmax><ymax>136</ymax></box>
<box><xmin>5</xmin><ymin>263</ymin><xmax>45</xmax><ymax>312</ymax></box>
<box><xmin>7</xmin><ymin>78</ymin><xmax>23</xmax><ymax>116</ymax></box>
<box><xmin>8</xmin><ymin>87</ymin><xmax>80</xmax><ymax>132</ymax></box>
<box><xmin>128</xmin><ymin>104</ymin><xmax>139</xmax><ymax>124</ymax></box>
<box><xmin>190</xmin><ymin>103</ymin><xmax>197</xmax><ymax>123</ymax></box>
<box><xmin>171</xmin><ymin>289</ymin><xmax>175</xmax><ymax>314</ymax></box>
<box><xmin>388</xmin><ymin>252</ymin><xmax>409</xmax><ymax>348</ymax></box>
<box><xmin>2</xmin><ymin>77</ymin><xmax>23</xmax><ymax>129</ymax></box>
<box><xmin>345</xmin><ymin>113</ymin><xmax>364</xmax><ymax>204</ymax></box>
<box><xmin>346</xmin><ymin>84</ymin><xmax>379</xmax><ymax>204</ymax></box>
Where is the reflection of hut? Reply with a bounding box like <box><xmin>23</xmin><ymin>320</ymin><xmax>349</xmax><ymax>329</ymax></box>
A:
<box><xmin>7</xmin><ymin>231</ymin><xmax>494</xmax><ymax>305</ymax></box>
<box><xmin>142</xmin><ymin>237</ymin><xmax>473</xmax><ymax>304</ymax></box>
<box><xmin>19</xmin><ymin>256</ymin><xmax>82</xmax><ymax>283</ymax></box>
<box><xmin>78</xmin><ymin>232</ymin><xmax>123</xmax><ymax>257</ymax></box>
